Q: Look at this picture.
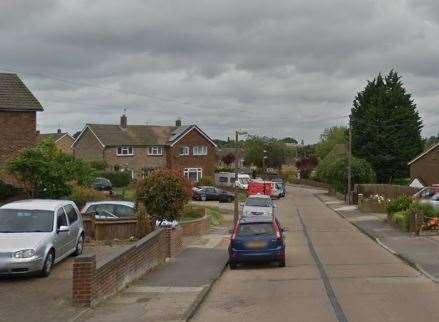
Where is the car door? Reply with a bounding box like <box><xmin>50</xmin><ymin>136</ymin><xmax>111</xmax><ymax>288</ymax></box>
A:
<box><xmin>54</xmin><ymin>207</ymin><xmax>70</xmax><ymax>260</ymax></box>
<box><xmin>205</xmin><ymin>188</ymin><xmax>217</xmax><ymax>200</ymax></box>
<box><xmin>64</xmin><ymin>204</ymin><xmax>80</xmax><ymax>252</ymax></box>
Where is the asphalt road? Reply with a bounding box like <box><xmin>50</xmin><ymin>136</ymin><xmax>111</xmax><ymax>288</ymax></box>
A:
<box><xmin>192</xmin><ymin>185</ymin><xmax>439</xmax><ymax>322</ymax></box>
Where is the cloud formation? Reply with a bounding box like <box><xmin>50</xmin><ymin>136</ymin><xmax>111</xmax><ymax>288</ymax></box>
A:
<box><xmin>1</xmin><ymin>0</ymin><xmax>438</xmax><ymax>141</ymax></box>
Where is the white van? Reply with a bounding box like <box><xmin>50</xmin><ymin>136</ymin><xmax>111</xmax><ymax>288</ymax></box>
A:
<box><xmin>215</xmin><ymin>172</ymin><xmax>251</xmax><ymax>189</ymax></box>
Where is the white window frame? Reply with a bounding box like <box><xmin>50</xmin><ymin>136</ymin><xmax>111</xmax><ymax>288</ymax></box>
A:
<box><xmin>183</xmin><ymin>168</ymin><xmax>203</xmax><ymax>181</ymax></box>
<box><xmin>147</xmin><ymin>146</ymin><xmax>163</xmax><ymax>156</ymax></box>
<box><xmin>179</xmin><ymin>146</ymin><xmax>190</xmax><ymax>156</ymax></box>
<box><xmin>116</xmin><ymin>146</ymin><xmax>134</xmax><ymax>156</ymax></box>
<box><xmin>193</xmin><ymin>145</ymin><xmax>208</xmax><ymax>156</ymax></box>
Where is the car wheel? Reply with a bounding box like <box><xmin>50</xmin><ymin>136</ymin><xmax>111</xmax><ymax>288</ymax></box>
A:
<box><xmin>201</xmin><ymin>195</ymin><xmax>207</xmax><ymax>201</ymax></box>
<box><xmin>228</xmin><ymin>196</ymin><xmax>233</xmax><ymax>203</ymax></box>
<box><xmin>73</xmin><ymin>234</ymin><xmax>85</xmax><ymax>256</ymax></box>
<box><xmin>40</xmin><ymin>250</ymin><xmax>54</xmax><ymax>277</ymax></box>
<box><xmin>229</xmin><ymin>261</ymin><xmax>237</xmax><ymax>270</ymax></box>
<box><xmin>278</xmin><ymin>259</ymin><xmax>286</xmax><ymax>268</ymax></box>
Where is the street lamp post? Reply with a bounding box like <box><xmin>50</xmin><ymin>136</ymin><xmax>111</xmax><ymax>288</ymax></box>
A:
<box><xmin>234</xmin><ymin>130</ymin><xmax>247</xmax><ymax>224</ymax></box>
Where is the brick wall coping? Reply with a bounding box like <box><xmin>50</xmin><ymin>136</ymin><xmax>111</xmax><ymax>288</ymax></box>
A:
<box><xmin>179</xmin><ymin>214</ymin><xmax>208</xmax><ymax>225</ymax></box>
<box><xmin>96</xmin><ymin>228</ymin><xmax>163</xmax><ymax>271</ymax></box>
<box><xmin>75</xmin><ymin>254</ymin><xmax>96</xmax><ymax>262</ymax></box>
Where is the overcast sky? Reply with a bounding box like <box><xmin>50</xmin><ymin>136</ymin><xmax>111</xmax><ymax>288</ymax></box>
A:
<box><xmin>1</xmin><ymin>0</ymin><xmax>438</xmax><ymax>142</ymax></box>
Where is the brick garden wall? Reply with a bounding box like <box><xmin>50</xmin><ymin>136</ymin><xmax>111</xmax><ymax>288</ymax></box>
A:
<box><xmin>73</xmin><ymin>228</ymin><xmax>183</xmax><ymax>307</ymax></box>
<box><xmin>180</xmin><ymin>215</ymin><xmax>210</xmax><ymax>236</ymax></box>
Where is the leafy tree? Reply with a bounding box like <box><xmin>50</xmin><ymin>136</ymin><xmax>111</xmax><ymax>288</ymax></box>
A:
<box><xmin>315</xmin><ymin>156</ymin><xmax>376</xmax><ymax>193</ymax></box>
<box><xmin>280</xmin><ymin>137</ymin><xmax>298</xmax><ymax>144</ymax></box>
<box><xmin>221</xmin><ymin>153</ymin><xmax>235</xmax><ymax>167</ymax></box>
<box><xmin>424</xmin><ymin>133</ymin><xmax>439</xmax><ymax>150</ymax></box>
<box><xmin>8</xmin><ymin>140</ymin><xmax>95</xmax><ymax>198</ymax></box>
<box><xmin>351</xmin><ymin>70</ymin><xmax>423</xmax><ymax>182</ymax></box>
<box><xmin>315</xmin><ymin>126</ymin><xmax>347</xmax><ymax>159</ymax></box>
<box><xmin>136</xmin><ymin>170</ymin><xmax>191</xmax><ymax>223</ymax></box>
<box><xmin>244</xmin><ymin>136</ymin><xmax>293</xmax><ymax>169</ymax></box>
<box><xmin>295</xmin><ymin>156</ymin><xmax>319</xmax><ymax>179</ymax></box>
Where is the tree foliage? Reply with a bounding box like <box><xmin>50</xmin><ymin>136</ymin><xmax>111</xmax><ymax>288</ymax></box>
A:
<box><xmin>8</xmin><ymin>140</ymin><xmax>95</xmax><ymax>198</ymax></box>
<box><xmin>295</xmin><ymin>156</ymin><xmax>319</xmax><ymax>179</ymax></box>
<box><xmin>315</xmin><ymin>156</ymin><xmax>376</xmax><ymax>194</ymax></box>
<box><xmin>244</xmin><ymin>136</ymin><xmax>294</xmax><ymax>169</ymax></box>
<box><xmin>424</xmin><ymin>133</ymin><xmax>439</xmax><ymax>150</ymax></box>
<box><xmin>221</xmin><ymin>153</ymin><xmax>235</xmax><ymax>166</ymax></box>
<box><xmin>351</xmin><ymin>70</ymin><xmax>423</xmax><ymax>182</ymax></box>
<box><xmin>136</xmin><ymin>170</ymin><xmax>191</xmax><ymax>222</ymax></box>
<box><xmin>315</xmin><ymin>126</ymin><xmax>347</xmax><ymax>159</ymax></box>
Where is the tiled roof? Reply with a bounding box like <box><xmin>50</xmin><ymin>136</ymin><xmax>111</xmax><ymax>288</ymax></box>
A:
<box><xmin>0</xmin><ymin>73</ymin><xmax>43</xmax><ymax>111</ymax></box>
<box><xmin>37</xmin><ymin>132</ymin><xmax>71</xmax><ymax>143</ymax></box>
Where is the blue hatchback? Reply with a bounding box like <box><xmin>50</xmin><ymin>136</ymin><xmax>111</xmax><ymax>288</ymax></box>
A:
<box><xmin>228</xmin><ymin>215</ymin><xmax>286</xmax><ymax>269</ymax></box>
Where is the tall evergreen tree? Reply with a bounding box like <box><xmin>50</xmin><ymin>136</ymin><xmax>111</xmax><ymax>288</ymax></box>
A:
<box><xmin>351</xmin><ymin>70</ymin><xmax>423</xmax><ymax>183</ymax></box>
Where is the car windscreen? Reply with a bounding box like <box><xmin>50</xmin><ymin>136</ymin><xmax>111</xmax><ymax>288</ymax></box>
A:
<box><xmin>239</xmin><ymin>178</ymin><xmax>250</xmax><ymax>184</ymax></box>
<box><xmin>432</xmin><ymin>193</ymin><xmax>439</xmax><ymax>201</ymax></box>
<box><xmin>238</xmin><ymin>223</ymin><xmax>274</xmax><ymax>237</ymax></box>
<box><xmin>0</xmin><ymin>209</ymin><xmax>54</xmax><ymax>233</ymax></box>
<box><xmin>245</xmin><ymin>198</ymin><xmax>272</xmax><ymax>207</ymax></box>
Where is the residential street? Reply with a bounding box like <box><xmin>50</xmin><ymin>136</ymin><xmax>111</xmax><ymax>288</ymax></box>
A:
<box><xmin>192</xmin><ymin>186</ymin><xmax>439</xmax><ymax>322</ymax></box>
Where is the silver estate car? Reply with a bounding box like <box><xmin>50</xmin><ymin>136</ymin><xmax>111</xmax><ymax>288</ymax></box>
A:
<box><xmin>0</xmin><ymin>199</ymin><xmax>85</xmax><ymax>277</ymax></box>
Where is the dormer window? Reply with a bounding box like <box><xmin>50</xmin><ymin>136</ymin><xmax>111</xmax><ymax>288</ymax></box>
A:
<box><xmin>117</xmin><ymin>146</ymin><xmax>133</xmax><ymax>156</ymax></box>
<box><xmin>147</xmin><ymin>146</ymin><xmax>163</xmax><ymax>156</ymax></box>
<box><xmin>193</xmin><ymin>146</ymin><xmax>207</xmax><ymax>156</ymax></box>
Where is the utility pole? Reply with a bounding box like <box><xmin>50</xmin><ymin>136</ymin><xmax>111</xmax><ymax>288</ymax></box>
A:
<box><xmin>234</xmin><ymin>130</ymin><xmax>247</xmax><ymax>224</ymax></box>
<box><xmin>347</xmin><ymin>115</ymin><xmax>352</xmax><ymax>205</ymax></box>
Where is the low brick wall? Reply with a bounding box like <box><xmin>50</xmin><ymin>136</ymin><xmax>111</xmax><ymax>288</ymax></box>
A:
<box><xmin>180</xmin><ymin>215</ymin><xmax>210</xmax><ymax>236</ymax></box>
<box><xmin>290</xmin><ymin>179</ymin><xmax>329</xmax><ymax>189</ymax></box>
<box><xmin>73</xmin><ymin>227</ymin><xmax>182</xmax><ymax>307</ymax></box>
<box><xmin>358</xmin><ymin>200</ymin><xmax>387</xmax><ymax>213</ymax></box>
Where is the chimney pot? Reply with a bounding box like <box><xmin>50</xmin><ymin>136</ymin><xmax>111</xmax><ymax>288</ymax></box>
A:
<box><xmin>175</xmin><ymin>119</ymin><xmax>182</xmax><ymax>127</ymax></box>
<box><xmin>57</xmin><ymin>128</ymin><xmax>62</xmax><ymax>134</ymax></box>
<box><xmin>120</xmin><ymin>114</ymin><xmax>128</xmax><ymax>129</ymax></box>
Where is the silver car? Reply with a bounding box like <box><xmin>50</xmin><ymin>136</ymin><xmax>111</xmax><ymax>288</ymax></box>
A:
<box><xmin>0</xmin><ymin>199</ymin><xmax>85</xmax><ymax>277</ymax></box>
<box><xmin>419</xmin><ymin>193</ymin><xmax>439</xmax><ymax>210</ymax></box>
<box><xmin>242</xmin><ymin>195</ymin><xmax>276</xmax><ymax>217</ymax></box>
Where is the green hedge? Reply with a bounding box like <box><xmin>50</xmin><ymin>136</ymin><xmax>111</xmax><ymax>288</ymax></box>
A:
<box><xmin>96</xmin><ymin>171</ymin><xmax>132</xmax><ymax>188</ymax></box>
<box><xmin>0</xmin><ymin>181</ymin><xmax>17</xmax><ymax>201</ymax></box>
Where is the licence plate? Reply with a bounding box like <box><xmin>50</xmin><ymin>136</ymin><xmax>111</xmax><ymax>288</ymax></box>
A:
<box><xmin>246</xmin><ymin>241</ymin><xmax>268</xmax><ymax>249</ymax></box>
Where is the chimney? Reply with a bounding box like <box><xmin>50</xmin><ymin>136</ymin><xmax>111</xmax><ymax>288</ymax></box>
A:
<box><xmin>36</xmin><ymin>130</ymin><xmax>40</xmax><ymax>135</ymax></box>
<box><xmin>175</xmin><ymin>118</ymin><xmax>182</xmax><ymax>127</ymax></box>
<box><xmin>57</xmin><ymin>128</ymin><xmax>62</xmax><ymax>134</ymax></box>
<box><xmin>120</xmin><ymin>114</ymin><xmax>128</xmax><ymax>129</ymax></box>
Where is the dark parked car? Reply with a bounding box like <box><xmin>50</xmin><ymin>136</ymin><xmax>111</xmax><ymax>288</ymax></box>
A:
<box><xmin>228</xmin><ymin>215</ymin><xmax>285</xmax><ymax>269</ymax></box>
<box><xmin>92</xmin><ymin>177</ymin><xmax>112</xmax><ymax>193</ymax></box>
<box><xmin>192</xmin><ymin>186</ymin><xmax>235</xmax><ymax>203</ymax></box>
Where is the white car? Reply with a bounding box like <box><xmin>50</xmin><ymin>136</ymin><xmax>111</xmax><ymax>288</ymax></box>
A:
<box><xmin>242</xmin><ymin>194</ymin><xmax>276</xmax><ymax>217</ymax></box>
<box><xmin>0</xmin><ymin>199</ymin><xmax>84</xmax><ymax>276</ymax></box>
<box><xmin>81</xmin><ymin>201</ymin><xmax>136</xmax><ymax>219</ymax></box>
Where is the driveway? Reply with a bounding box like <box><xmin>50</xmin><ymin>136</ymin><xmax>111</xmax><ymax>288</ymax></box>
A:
<box><xmin>193</xmin><ymin>186</ymin><xmax>439</xmax><ymax>322</ymax></box>
<box><xmin>0</xmin><ymin>244</ymin><xmax>130</xmax><ymax>322</ymax></box>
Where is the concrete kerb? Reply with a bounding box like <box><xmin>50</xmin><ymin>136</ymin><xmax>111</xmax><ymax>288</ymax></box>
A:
<box><xmin>313</xmin><ymin>193</ymin><xmax>439</xmax><ymax>285</ymax></box>
<box><xmin>184</xmin><ymin>259</ymin><xmax>229</xmax><ymax>321</ymax></box>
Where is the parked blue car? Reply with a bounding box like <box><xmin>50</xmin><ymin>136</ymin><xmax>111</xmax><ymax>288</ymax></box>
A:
<box><xmin>228</xmin><ymin>215</ymin><xmax>286</xmax><ymax>269</ymax></box>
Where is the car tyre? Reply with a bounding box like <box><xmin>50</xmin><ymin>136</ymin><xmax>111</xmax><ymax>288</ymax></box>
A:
<box><xmin>73</xmin><ymin>234</ymin><xmax>85</xmax><ymax>256</ymax></box>
<box><xmin>229</xmin><ymin>261</ymin><xmax>237</xmax><ymax>270</ymax></box>
<box><xmin>278</xmin><ymin>259</ymin><xmax>286</xmax><ymax>268</ymax></box>
<box><xmin>40</xmin><ymin>250</ymin><xmax>54</xmax><ymax>277</ymax></box>
<box><xmin>228</xmin><ymin>196</ymin><xmax>233</xmax><ymax>203</ymax></box>
<box><xmin>201</xmin><ymin>195</ymin><xmax>207</xmax><ymax>201</ymax></box>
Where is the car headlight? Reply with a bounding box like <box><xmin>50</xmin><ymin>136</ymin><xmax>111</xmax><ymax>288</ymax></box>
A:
<box><xmin>14</xmin><ymin>249</ymin><xmax>36</xmax><ymax>259</ymax></box>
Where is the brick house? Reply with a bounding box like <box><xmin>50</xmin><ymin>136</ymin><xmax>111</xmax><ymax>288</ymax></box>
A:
<box><xmin>72</xmin><ymin>115</ymin><xmax>217</xmax><ymax>181</ymax></box>
<box><xmin>38</xmin><ymin>129</ymin><xmax>75</xmax><ymax>154</ymax></box>
<box><xmin>408</xmin><ymin>143</ymin><xmax>439</xmax><ymax>187</ymax></box>
<box><xmin>0</xmin><ymin>73</ymin><xmax>43</xmax><ymax>183</ymax></box>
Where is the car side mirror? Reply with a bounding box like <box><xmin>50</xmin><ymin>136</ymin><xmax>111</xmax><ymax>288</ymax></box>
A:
<box><xmin>57</xmin><ymin>225</ymin><xmax>69</xmax><ymax>233</ymax></box>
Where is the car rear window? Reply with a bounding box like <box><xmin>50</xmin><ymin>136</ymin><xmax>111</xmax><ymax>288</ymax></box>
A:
<box><xmin>245</xmin><ymin>198</ymin><xmax>272</xmax><ymax>207</ymax></box>
<box><xmin>238</xmin><ymin>223</ymin><xmax>274</xmax><ymax>237</ymax></box>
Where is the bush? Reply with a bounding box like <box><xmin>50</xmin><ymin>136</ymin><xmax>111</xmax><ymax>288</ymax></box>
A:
<box><xmin>90</xmin><ymin>161</ymin><xmax>107</xmax><ymax>171</ymax></box>
<box><xmin>409</xmin><ymin>202</ymin><xmax>438</xmax><ymax>218</ymax></box>
<box><xmin>197</xmin><ymin>176</ymin><xmax>215</xmax><ymax>186</ymax></box>
<box><xmin>391</xmin><ymin>211</ymin><xmax>410</xmax><ymax>231</ymax></box>
<box><xmin>0</xmin><ymin>181</ymin><xmax>17</xmax><ymax>200</ymax></box>
<box><xmin>97</xmin><ymin>171</ymin><xmax>131</xmax><ymax>188</ymax></box>
<box><xmin>137</xmin><ymin>170</ymin><xmax>191</xmax><ymax>222</ymax></box>
<box><xmin>315</xmin><ymin>156</ymin><xmax>376</xmax><ymax>194</ymax></box>
<box><xmin>280</xmin><ymin>167</ymin><xmax>297</xmax><ymax>183</ymax></box>
<box><xmin>386</xmin><ymin>195</ymin><xmax>413</xmax><ymax>214</ymax></box>
<box><xmin>69</xmin><ymin>184</ymin><xmax>107</xmax><ymax>208</ymax></box>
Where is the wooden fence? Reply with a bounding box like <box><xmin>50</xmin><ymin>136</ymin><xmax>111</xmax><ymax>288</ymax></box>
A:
<box><xmin>355</xmin><ymin>184</ymin><xmax>420</xmax><ymax>200</ymax></box>
<box><xmin>83</xmin><ymin>216</ymin><xmax>148</xmax><ymax>241</ymax></box>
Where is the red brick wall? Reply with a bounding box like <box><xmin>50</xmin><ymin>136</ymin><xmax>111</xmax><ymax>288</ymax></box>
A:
<box><xmin>0</xmin><ymin>111</ymin><xmax>37</xmax><ymax>183</ymax></box>
<box><xmin>168</xmin><ymin>129</ymin><xmax>217</xmax><ymax>179</ymax></box>
<box><xmin>180</xmin><ymin>214</ymin><xmax>210</xmax><ymax>236</ymax></box>
<box><xmin>72</xmin><ymin>228</ymin><xmax>183</xmax><ymax>307</ymax></box>
<box><xmin>73</xmin><ymin>127</ymin><xmax>104</xmax><ymax>162</ymax></box>
<box><xmin>410</xmin><ymin>146</ymin><xmax>439</xmax><ymax>186</ymax></box>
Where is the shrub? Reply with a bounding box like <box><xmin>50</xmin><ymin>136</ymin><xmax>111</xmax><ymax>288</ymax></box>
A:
<box><xmin>408</xmin><ymin>202</ymin><xmax>438</xmax><ymax>219</ymax></box>
<box><xmin>137</xmin><ymin>170</ymin><xmax>191</xmax><ymax>223</ymax></box>
<box><xmin>386</xmin><ymin>195</ymin><xmax>413</xmax><ymax>214</ymax></box>
<box><xmin>295</xmin><ymin>156</ymin><xmax>319</xmax><ymax>179</ymax></box>
<box><xmin>69</xmin><ymin>184</ymin><xmax>107</xmax><ymax>208</ymax></box>
<box><xmin>280</xmin><ymin>167</ymin><xmax>297</xmax><ymax>183</ymax></box>
<box><xmin>97</xmin><ymin>171</ymin><xmax>131</xmax><ymax>188</ymax></box>
<box><xmin>197</xmin><ymin>176</ymin><xmax>215</xmax><ymax>186</ymax></box>
<box><xmin>90</xmin><ymin>161</ymin><xmax>107</xmax><ymax>171</ymax></box>
<box><xmin>391</xmin><ymin>211</ymin><xmax>410</xmax><ymax>231</ymax></box>
<box><xmin>315</xmin><ymin>156</ymin><xmax>376</xmax><ymax>194</ymax></box>
<box><xmin>0</xmin><ymin>180</ymin><xmax>17</xmax><ymax>200</ymax></box>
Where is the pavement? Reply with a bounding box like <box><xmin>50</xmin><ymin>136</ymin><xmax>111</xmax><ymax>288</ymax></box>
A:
<box><xmin>78</xmin><ymin>226</ymin><xmax>229</xmax><ymax>322</ymax></box>
<box><xmin>192</xmin><ymin>185</ymin><xmax>439</xmax><ymax>322</ymax></box>
<box><xmin>317</xmin><ymin>192</ymin><xmax>439</xmax><ymax>282</ymax></box>
<box><xmin>0</xmin><ymin>244</ymin><xmax>131</xmax><ymax>322</ymax></box>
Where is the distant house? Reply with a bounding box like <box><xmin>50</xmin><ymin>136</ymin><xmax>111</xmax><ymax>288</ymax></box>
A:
<box><xmin>38</xmin><ymin>129</ymin><xmax>75</xmax><ymax>154</ymax></box>
<box><xmin>408</xmin><ymin>143</ymin><xmax>439</xmax><ymax>187</ymax></box>
<box><xmin>72</xmin><ymin>115</ymin><xmax>217</xmax><ymax>181</ymax></box>
<box><xmin>0</xmin><ymin>73</ymin><xmax>43</xmax><ymax>183</ymax></box>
